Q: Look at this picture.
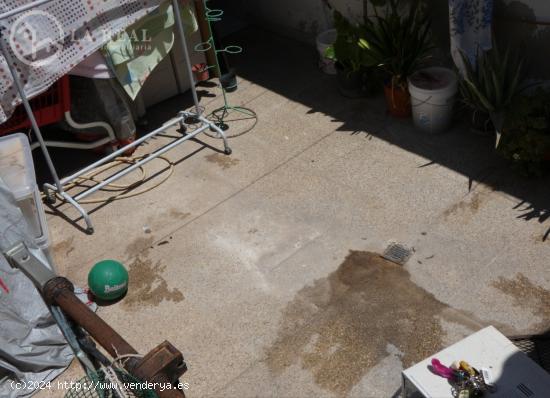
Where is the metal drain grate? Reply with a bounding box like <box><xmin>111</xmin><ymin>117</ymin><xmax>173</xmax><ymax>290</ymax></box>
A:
<box><xmin>382</xmin><ymin>242</ymin><xmax>413</xmax><ymax>265</ymax></box>
<box><xmin>510</xmin><ymin>335</ymin><xmax>550</xmax><ymax>373</ymax></box>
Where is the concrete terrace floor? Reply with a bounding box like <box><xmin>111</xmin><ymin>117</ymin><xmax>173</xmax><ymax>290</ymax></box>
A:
<box><xmin>40</xmin><ymin>28</ymin><xmax>550</xmax><ymax>397</ymax></box>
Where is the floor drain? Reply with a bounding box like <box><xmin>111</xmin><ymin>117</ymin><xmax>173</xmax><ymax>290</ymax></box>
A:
<box><xmin>382</xmin><ymin>242</ymin><xmax>412</xmax><ymax>265</ymax></box>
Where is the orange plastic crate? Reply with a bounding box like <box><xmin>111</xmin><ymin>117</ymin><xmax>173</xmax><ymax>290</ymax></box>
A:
<box><xmin>0</xmin><ymin>75</ymin><xmax>70</xmax><ymax>136</ymax></box>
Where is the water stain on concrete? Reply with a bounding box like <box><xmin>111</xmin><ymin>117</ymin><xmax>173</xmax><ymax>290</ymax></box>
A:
<box><xmin>145</xmin><ymin>209</ymin><xmax>190</xmax><ymax>231</ymax></box>
<box><xmin>443</xmin><ymin>188</ymin><xmax>493</xmax><ymax>221</ymax></box>
<box><xmin>443</xmin><ymin>193</ymin><xmax>482</xmax><ymax>219</ymax></box>
<box><xmin>53</xmin><ymin>236</ymin><xmax>75</xmax><ymax>257</ymax></box>
<box><xmin>123</xmin><ymin>255</ymin><xmax>184</xmax><ymax>309</ymax></box>
<box><xmin>205</xmin><ymin>153</ymin><xmax>240</xmax><ymax>170</ymax></box>
<box><xmin>125</xmin><ymin>236</ymin><xmax>155</xmax><ymax>258</ymax></box>
<box><xmin>123</xmin><ymin>236</ymin><xmax>184</xmax><ymax>308</ymax></box>
<box><xmin>169</xmin><ymin>208</ymin><xmax>191</xmax><ymax>220</ymax></box>
<box><xmin>492</xmin><ymin>273</ymin><xmax>550</xmax><ymax>331</ymax></box>
<box><xmin>265</xmin><ymin>251</ymin><xmax>464</xmax><ymax>395</ymax></box>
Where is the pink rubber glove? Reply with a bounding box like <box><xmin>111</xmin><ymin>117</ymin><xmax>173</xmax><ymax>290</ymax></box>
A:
<box><xmin>431</xmin><ymin>358</ymin><xmax>455</xmax><ymax>379</ymax></box>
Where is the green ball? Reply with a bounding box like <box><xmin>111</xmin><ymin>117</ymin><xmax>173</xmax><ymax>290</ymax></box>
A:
<box><xmin>88</xmin><ymin>260</ymin><xmax>129</xmax><ymax>301</ymax></box>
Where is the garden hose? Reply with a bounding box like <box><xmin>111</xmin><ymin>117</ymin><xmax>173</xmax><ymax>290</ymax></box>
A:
<box><xmin>44</xmin><ymin>155</ymin><xmax>174</xmax><ymax>204</ymax></box>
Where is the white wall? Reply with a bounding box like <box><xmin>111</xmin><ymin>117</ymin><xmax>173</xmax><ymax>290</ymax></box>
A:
<box><xmin>245</xmin><ymin>0</ymin><xmax>549</xmax><ymax>79</ymax></box>
<box><xmin>515</xmin><ymin>0</ymin><xmax>550</xmax><ymax>20</ymax></box>
<box><xmin>495</xmin><ymin>0</ymin><xmax>550</xmax><ymax>79</ymax></box>
<box><xmin>243</xmin><ymin>0</ymin><xmax>364</xmax><ymax>43</ymax></box>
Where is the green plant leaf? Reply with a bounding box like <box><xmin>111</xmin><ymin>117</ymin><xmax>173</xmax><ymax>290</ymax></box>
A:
<box><xmin>464</xmin><ymin>79</ymin><xmax>494</xmax><ymax>112</ymax></box>
<box><xmin>324</xmin><ymin>45</ymin><xmax>336</xmax><ymax>60</ymax></box>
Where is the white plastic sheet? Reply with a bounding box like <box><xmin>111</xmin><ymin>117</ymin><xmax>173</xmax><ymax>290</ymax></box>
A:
<box><xmin>0</xmin><ymin>179</ymin><xmax>72</xmax><ymax>398</ymax></box>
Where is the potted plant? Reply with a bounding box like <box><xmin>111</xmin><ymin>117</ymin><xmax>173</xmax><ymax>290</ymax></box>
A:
<box><xmin>192</xmin><ymin>63</ymin><xmax>210</xmax><ymax>82</ymax></box>
<box><xmin>458</xmin><ymin>44</ymin><xmax>525</xmax><ymax>147</ymax></box>
<box><xmin>364</xmin><ymin>0</ymin><xmax>433</xmax><ymax>117</ymax></box>
<box><xmin>325</xmin><ymin>11</ymin><xmax>378</xmax><ymax>98</ymax></box>
<box><xmin>497</xmin><ymin>89</ymin><xmax>550</xmax><ymax>176</ymax></box>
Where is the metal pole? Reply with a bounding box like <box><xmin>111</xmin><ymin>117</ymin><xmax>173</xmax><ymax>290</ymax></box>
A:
<box><xmin>74</xmin><ymin>123</ymin><xmax>209</xmax><ymax>200</ymax></box>
<box><xmin>0</xmin><ymin>0</ymin><xmax>54</xmax><ymax>20</ymax></box>
<box><xmin>59</xmin><ymin>116</ymin><xmax>183</xmax><ymax>185</ymax></box>
<box><xmin>194</xmin><ymin>0</ymin><xmax>218</xmax><ymax>77</ymax></box>
<box><xmin>201</xmin><ymin>0</ymin><xmax>229</xmax><ymax>107</ymax></box>
<box><xmin>0</xmin><ymin>29</ymin><xmax>64</xmax><ymax>193</ymax></box>
<box><xmin>45</xmin><ymin>278</ymin><xmax>139</xmax><ymax>359</ymax></box>
<box><xmin>50</xmin><ymin>306</ymin><xmax>97</xmax><ymax>374</ymax></box>
<box><xmin>172</xmin><ymin>0</ymin><xmax>201</xmax><ymax>115</ymax></box>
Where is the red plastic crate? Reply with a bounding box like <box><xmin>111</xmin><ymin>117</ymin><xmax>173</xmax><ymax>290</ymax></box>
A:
<box><xmin>0</xmin><ymin>75</ymin><xmax>70</xmax><ymax>136</ymax></box>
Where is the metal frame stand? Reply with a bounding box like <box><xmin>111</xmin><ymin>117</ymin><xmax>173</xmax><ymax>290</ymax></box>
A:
<box><xmin>195</xmin><ymin>0</ymin><xmax>257</xmax><ymax>138</ymax></box>
<box><xmin>0</xmin><ymin>0</ymin><xmax>232</xmax><ymax>234</ymax></box>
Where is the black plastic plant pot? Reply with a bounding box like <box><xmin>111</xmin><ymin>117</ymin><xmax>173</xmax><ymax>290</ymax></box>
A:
<box><xmin>335</xmin><ymin>62</ymin><xmax>363</xmax><ymax>98</ymax></box>
<box><xmin>220</xmin><ymin>70</ymin><xmax>238</xmax><ymax>93</ymax></box>
<box><xmin>470</xmin><ymin>110</ymin><xmax>494</xmax><ymax>135</ymax></box>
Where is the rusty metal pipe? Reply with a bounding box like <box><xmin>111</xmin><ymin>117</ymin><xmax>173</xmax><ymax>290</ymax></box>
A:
<box><xmin>43</xmin><ymin>277</ymin><xmax>185</xmax><ymax>398</ymax></box>
<box><xmin>44</xmin><ymin>277</ymin><xmax>137</xmax><ymax>359</ymax></box>
<box><xmin>4</xmin><ymin>244</ymin><xmax>186</xmax><ymax>398</ymax></box>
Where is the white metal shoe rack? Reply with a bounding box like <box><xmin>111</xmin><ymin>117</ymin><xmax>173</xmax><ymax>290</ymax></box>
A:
<box><xmin>0</xmin><ymin>0</ymin><xmax>232</xmax><ymax>234</ymax></box>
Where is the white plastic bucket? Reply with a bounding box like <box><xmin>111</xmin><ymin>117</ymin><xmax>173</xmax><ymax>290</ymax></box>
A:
<box><xmin>408</xmin><ymin>67</ymin><xmax>457</xmax><ymax>133</ymax></box>
<box><xmin>316</xmin><ymin>29</ymin><xmax>337</xmax><ymax>75</ymax></box>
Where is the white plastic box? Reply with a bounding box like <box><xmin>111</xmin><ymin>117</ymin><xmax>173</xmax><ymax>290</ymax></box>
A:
<box><xmin>0</xmin><ymin>133</ymin><xmax>50</xmax><ymax>253</ymax></box>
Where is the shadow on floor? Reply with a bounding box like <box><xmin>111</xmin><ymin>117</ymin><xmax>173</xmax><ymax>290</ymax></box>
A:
<box><xmin>32</xmin><ymin>27</ymin><xmax>549</xmax><ymax>239</ymax></box>
<box><xmin>226</xmin><ymin>26</ymin><xmax>550</xmax><ymax>240</ymax></box>
<box><xmin>32</xmin><ymin>90</ymin><xmax>217</xmax><ymax>231</ymax></box>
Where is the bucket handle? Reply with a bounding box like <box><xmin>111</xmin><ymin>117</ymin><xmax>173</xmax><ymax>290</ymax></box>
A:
<box><xmin>411</xmin><ymin>95</ymin><xmax>432</xmax><ymax>107</ymax></box>
<box><xmin>411</xmin><ymin>95</ymin><xmax>454</xmax><ymax>107</ymax></box>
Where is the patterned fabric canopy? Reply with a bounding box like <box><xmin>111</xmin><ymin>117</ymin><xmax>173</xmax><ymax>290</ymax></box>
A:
<box><xmin>0</xmin><ymin>0</ymin><xmax>167</xmax><ymax>122</ymax></box>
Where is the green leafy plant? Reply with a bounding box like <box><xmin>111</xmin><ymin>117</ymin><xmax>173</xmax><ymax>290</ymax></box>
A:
<box><xmin>325</xmin><ymin>11</ymin><xmax>377</xmax><ymax>74</ymax></box>
<box><xmin>363</xmin><ymin>0</ymin><xmax>433</xmax><ymax>89</ymax></box>
<box><xmin>498</xmin><ymin>89</ymin><xmax>550</xmax><ymax>176</ymax></box>
<box><xmin>459</xmin><ymin>44</ymin><xmax>524</xmax><ymax>140</ymax></box>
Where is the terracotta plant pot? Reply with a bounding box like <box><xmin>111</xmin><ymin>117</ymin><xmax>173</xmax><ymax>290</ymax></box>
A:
<box><xmin>384</xmin><ymin>82</ymin><xmax>411</xmax><ymax>118</ymax></box>
<box><xmin>192</xmin><ymin>63</ymin><xmax>209</xmax><ymax>82</ymax></box>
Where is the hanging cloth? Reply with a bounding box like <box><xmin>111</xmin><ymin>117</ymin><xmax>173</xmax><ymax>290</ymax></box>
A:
<box><xmin>449</xmin><ymin>0</ymin><xmax>493</xmax><ymax>74</ymax></box>
<box><xmin>102</xmin><ymin>1</ymin><xmax>198</xmax><ymax>100</ymax></box>
<box><xmin>0</xmin><ymin>0</ymin><xmax>167</xmax><ymax>123</ymax></box>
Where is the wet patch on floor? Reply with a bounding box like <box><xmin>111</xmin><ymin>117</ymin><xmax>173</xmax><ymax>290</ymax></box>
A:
<box><xmin>123</xmin><ymin>255</ymin><xmax>184</xmax><ymax>309</ymax></box>
<box><xmin>145</xmin><ymin>209</ymin><xmax>190</xmax><ymax>232</ymax></box>
<box><xmin>123</xmin><ymin>236</ymin><xmax>184</xmax><ymax>309</ymax></box>
<box><xmin>492</xmin><ymin>273</ymin><xmax>550</xmax><ymax>331</ymax></box>
<box><xmin>169</xmin><ymin>208</ymin><xmax>191</xmax><ymax>220</ymax></box>
<box><xmin>265</xmin><ymin>251</ymin><xmax>471</xmax><ymax>396</ymax></box>
<box><xmin>125</xmin><ymin>236</ymin><xmax>155</xmax><ymax>258</ymax></box>
<box><xmin>205</xmin><ymin>153</ymin><xmax>240</xmax><ymax>170</ymax></box>
<box><xmin>53</xmin><ymin>236</ymin><xmax>75</xmax><ymax>257</ymax></box>
<box><xmin>442</xmin><ymin>187</ymin><xmax>493</xmax><ymax>221</ymax></box>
